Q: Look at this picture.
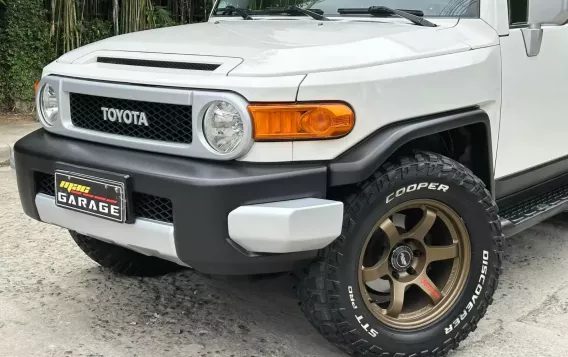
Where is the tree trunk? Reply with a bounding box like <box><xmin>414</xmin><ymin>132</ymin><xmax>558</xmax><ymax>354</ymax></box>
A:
<box><xmin>112</xmin><ymin>0</ymin><xmax>119</xmax><ymax>35</ymax></box>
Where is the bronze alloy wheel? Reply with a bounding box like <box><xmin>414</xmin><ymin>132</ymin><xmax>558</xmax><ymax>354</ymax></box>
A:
<box><xmin>297</xmin><ymin>152</ymin><xmax>502</xmax><ymax>357</ymax></box>
<box><xmin>358</xmin><ymin>199</ymin><xmax>471</xmax><ymax>329</ymax></box>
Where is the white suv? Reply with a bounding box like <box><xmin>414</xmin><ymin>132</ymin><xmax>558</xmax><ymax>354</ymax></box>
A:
<box><xmin>12</xmin><ymin>0</ymin><xmax>568</xmax><ymax>355</ymax></box>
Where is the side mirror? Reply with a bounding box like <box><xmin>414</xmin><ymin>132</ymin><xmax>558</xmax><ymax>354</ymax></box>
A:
<box><xmin>522</xmin><ymin>0</ymin><xmax>568</xmax><ymax>57</ymax></box>
<box><xmin>528</xmin><ymin>0</ymin><xmax>568</xmax><ymax>25</ymax></box>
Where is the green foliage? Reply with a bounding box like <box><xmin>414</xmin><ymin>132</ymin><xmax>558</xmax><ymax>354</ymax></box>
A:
<box><xmin>78</xmin><ymin>18</ymin><xmax>113</xmax><ymax>45</ymax></box>
<box><xmin>151</xmin><ymin>6</ymin><xmax>175</xmax><ymax>28</ymax></box>
<box><xmin>0</xmin><ymin>0</ymin><xmax>51</xmax><ymax>108</ymax></box>
<box><xmin>0</xmin><ymin>0</ymin><xmax>200</xmax><ymax>109</ymax></box>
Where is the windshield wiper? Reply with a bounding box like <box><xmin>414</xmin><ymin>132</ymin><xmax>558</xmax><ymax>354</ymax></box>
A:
<box><xmin>266</xmin><ymin>6</ymin><xmax>330</xmax><ymax>21</ymax></box>
<box><xmin>221</xmin><ymin>6</ymin><xmax>253</xmax><ymax>20</ymax></box>
<box><xmin>338</xmin><ymin>6</ymin><xmax>437</xmax><ymax>27</ymax></box>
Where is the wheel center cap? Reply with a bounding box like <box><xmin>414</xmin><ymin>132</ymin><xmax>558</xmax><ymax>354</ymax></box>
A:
<box><xmin>391</xmin><ymin>245</ymin><xmax>414</xmax><ymax>272</ymax></box>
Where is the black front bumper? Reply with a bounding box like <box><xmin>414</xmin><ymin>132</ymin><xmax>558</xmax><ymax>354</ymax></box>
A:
<box><xmin>14</xmin><ymin>129</ymin><xmax>328</xmax><ymax>275</ymax></box>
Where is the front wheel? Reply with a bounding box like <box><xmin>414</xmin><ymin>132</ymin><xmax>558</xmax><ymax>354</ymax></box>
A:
<box><xmin>297</xmin><ymin>152</ymin><xmax>503</xmax><ymax>356</ymax></box>
<box><xmin>70</xmin><ymin>231</ymin><xmax>185</xmax><ymax>277</ymax></box>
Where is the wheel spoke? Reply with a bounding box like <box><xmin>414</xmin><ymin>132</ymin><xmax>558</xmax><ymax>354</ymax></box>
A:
<box><xmin>380</xmin><ymin>218</ymin><xmax>402</xmax><ymax>248</ymax></box>
<box><xmin>407</xmin><ymin>207</ymin><xmax>437</xmax><ymax>241</ymax></box>
<box><xmin>358</xmin><ymin>199</ymin><xmax>471</xmax><ymax>328</ymax></box>
<box><xmin>416</xmin><ymin>273</ymin><xmax>443</xmax><ymax>305</ymax></box>
<box><xmin>362</xmin><ymin>260</ymin><xmax>389</xmax><ymax>282</ymax></box>
<box><xmin>426</xmin><ymin>243</ymin><xmax>459</xmax><ymax>263</ymax></box>
<box><xmin>386</xmin><ymin>281</ymin><xmax>406</xmax><ymax>317</ymax></box>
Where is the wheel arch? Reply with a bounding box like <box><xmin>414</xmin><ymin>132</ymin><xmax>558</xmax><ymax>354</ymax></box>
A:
<box><xmin>328</xmin><ymin>106</ymin><xmax>494</xmax><ymax>195</ymax></box>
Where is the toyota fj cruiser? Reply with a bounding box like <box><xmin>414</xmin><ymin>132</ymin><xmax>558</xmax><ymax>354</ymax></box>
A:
<box><xmin>12</xmin><ymin>0</ymin><xmax>568</xmax><ymax>355</ymax></box>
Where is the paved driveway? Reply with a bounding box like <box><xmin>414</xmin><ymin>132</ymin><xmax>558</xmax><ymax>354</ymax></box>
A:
<box><xmin>1</xmin><ymin>123</ymin><xmax>567</xmax><ymax>357</ymax></box>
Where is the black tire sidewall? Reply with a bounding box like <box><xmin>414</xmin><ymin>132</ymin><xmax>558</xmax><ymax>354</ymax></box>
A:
<box><xmin>337</xmin><ymin>175</ymin><xmax>498</xmax><ymax>352</ymax></box>
<box><xmin>70</xmin><ymin>231</ymin><xmax>183</xmax><ymax>276</ymax></box>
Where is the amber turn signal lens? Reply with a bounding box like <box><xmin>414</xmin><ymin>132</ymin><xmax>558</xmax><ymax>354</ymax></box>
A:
<box><xmin>34</xmin><ymin>80</ymin><xmax>40</xmax><ymax>95</ymax></box>
<box><xmin>248</xmin><ymin>103</ymin><xmax>354</xmax><ymax>141</ymax></box>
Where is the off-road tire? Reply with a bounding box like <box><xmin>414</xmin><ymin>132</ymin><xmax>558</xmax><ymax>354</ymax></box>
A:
<box><xmin>297</xmin><ymin>151</ymin><xmax>503</xmax><ymax>357</ymax></box>
<box><xmin>70</xmin><ymin>231</ymin><xmax>185</xmax><ymax>277</ymax></box>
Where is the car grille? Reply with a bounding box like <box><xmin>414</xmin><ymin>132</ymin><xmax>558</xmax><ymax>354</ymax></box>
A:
<box><xmin>35</xmin><ymin>172</ymin><xmax>174</xmax><ymax>223</ymax></box>
<box><xmin>36</xmin><ymin>172</ymin><xmax>56</xmax><ymax>196</ymax></box>
<box><xmin>69</xmin><ymin>93</ymin><xmax>192</xmax><ymax>144</ymax></box>
<box><xmin>133</xmin><ymin>193</ymin><xmax>174</xmax><ymax>224</ymax></box>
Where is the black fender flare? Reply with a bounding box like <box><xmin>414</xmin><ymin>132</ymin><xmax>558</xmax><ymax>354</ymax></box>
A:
<box><xmin>328</xmin><ymin>106</ymin><xmax>494</xmax><ymax>195</ymax></box>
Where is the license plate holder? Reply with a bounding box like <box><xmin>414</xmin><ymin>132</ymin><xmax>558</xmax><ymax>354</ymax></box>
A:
<box><xmin>54</xmin><ymin>163</ymin><xmax>131</xmax><ymax>223</ymax></box>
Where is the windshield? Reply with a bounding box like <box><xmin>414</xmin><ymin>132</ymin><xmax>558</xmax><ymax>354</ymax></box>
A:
<box><xmin>213</xmin><ymin>0</ymin><xmax>479</xmax><ymax>18</ymax></box>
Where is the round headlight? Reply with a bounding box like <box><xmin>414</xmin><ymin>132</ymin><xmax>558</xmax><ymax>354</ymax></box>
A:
<box><xmin>203</xmin><ymin>101</ymin><xmax>244</xmax><ymax>154</ymax></box>
<box><xmin>39</xmin><ymin>84</ymin><xmax>59</xmax><ymax>126</ymax></box>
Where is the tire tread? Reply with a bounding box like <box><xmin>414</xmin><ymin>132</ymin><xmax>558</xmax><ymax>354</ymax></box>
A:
<box><xmin>296</xmin><ymin>151</ymin><xmax>503</xmax><ymax>357</ymax></box>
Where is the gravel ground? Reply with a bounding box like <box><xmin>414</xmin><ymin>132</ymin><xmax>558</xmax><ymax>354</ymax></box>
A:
<box><xmin>2</xmin><ymin>129</ymin><xmax>568</xmax><ymax>356</ymax></box>
<box><xmin>0</xmin><ymin>115</ymin><xmax>39</xmax><ymax>165</ymax></box>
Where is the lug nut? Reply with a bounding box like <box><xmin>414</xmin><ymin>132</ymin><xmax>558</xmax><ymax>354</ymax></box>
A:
<box><xmin>413</xmin><ymin>250</ymin><xmax>422</xmax><ymax>257</ymax></box>
<box><xmin>407</xmin><ymin>267</ymin><xmax>416</xmax><ymax>275</ymax></box>
<box><xmin>392</xmin><ymin>271</ymin><xmax>400</xmax><ymax>279</ymax></box>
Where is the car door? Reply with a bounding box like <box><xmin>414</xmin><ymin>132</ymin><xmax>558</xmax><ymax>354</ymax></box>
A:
<box><xmin>495</xmin><ymin>1</ymin><xmax>568</xmax><ymax>197</ymax></box>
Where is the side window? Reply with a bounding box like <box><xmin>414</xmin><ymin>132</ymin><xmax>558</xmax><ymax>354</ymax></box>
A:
<box><xmin>509</xmin><ymin>0</ymin><xmax>529</xmax><ymax>26</ymax></box>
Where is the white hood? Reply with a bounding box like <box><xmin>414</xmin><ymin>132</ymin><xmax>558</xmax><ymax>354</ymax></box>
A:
<box><xmin>58</xmin><ymin>19</ymin><xmax>474</xmax><ymax>76</ymax></box>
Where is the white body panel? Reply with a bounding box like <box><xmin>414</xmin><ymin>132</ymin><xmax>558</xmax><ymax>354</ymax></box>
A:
<box><xmin>496</xmin><ymin>25</ymin><xmax>568</xmax><ymax>178</ymax></box>
<box><xmin>295</xmin><ymin>45</ymin><xmax>502</xmax><ymax>162</ymax></box>
<box><xmin>480</xmin><ymin>0</ymin><xmax>510</xmax><ymax>36</ymax></box>
<box><xmin>56</xmin><ymin>19</ymin><xmax>462</xmax><ymax>76</ymax></box>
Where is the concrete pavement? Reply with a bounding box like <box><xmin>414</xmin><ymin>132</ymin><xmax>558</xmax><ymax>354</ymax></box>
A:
<box><xmin>0</xmin><ymin>117</ymin><xmax>40</xmax><ymax>165</ymax></box>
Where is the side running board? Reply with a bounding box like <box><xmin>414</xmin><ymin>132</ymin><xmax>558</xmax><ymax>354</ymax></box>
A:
<box><xmin>500</xmin><ymin>184</ymin><xmax>568</xmax><ymax>238</ymax></box>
